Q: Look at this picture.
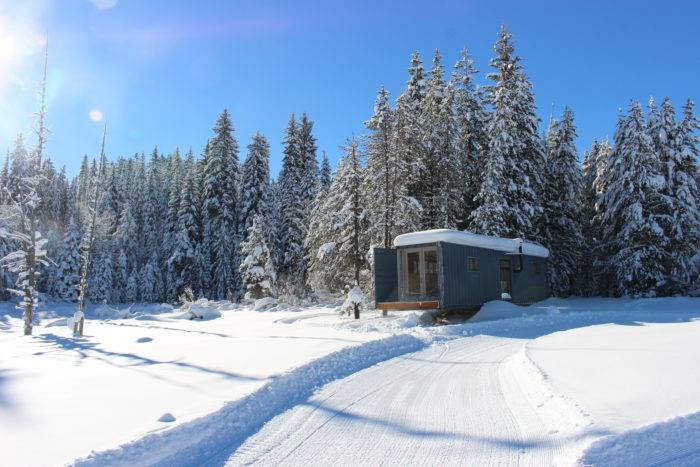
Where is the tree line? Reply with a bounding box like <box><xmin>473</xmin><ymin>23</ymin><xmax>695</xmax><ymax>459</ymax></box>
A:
<box><xmin>1</xmin><ymin>27</ymin><xmax>699</xmax><ymax>332</ymax></box>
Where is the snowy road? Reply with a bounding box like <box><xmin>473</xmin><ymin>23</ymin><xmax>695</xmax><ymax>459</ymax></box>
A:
<box><xmin>225</xmin><ymin>335</ymin><xmax>587</xmax><ymax>466</ymax></box>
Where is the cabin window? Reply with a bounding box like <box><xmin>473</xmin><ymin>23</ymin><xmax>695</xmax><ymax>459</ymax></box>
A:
<box><xmin>499</xmin><ymin>259</ymin><xmax>512</xmax><ymax>294</ymax></box>
<box><xmin>533</xmin><ymin>260</ymin><xmax>541</xmax><ymax>275</ymax></box>
<box><xmin>467</xmin><ymin>257</ymin><xmax>479</xmax><ymax>271</ymax></box>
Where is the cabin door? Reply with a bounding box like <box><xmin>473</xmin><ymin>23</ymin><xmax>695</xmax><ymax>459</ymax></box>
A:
<box><xmin>499</xmin><ymin>259</ymin><xmax>512</xmax><ymax>296</ymax></box>
<box><xmin>403</xmin><ymin>247</ymin><xmax>438</xmax><ymax>300</ymax></box>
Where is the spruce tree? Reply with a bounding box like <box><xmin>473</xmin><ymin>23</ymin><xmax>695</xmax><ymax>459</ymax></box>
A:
<box><xmin>470</xmin><ymin>26</ymin><xmax>541</xmax><ymax>239</ymax></box>
<box><xmin>239</xmin><ymin>214</ymin><xmax>276</xmax><ymax>299</ymax></box>
<box><xmin>451</xmin><ymin>47</ymin><xmax>489</xmax><ymax>228</ymax></box>
<box><xmin>240</xmin><ymin>132</ymin><xmax>271</xmax><ymax>238</ymax></box>
<box><xmin>53</xmin><ymin>215</ymin><xmax>82</xmax><ymax>302</ymax></box>
<box><xmin>201</xmin><ymin>110</ymin><xmax>240</xmax><ymax>299</ymax></box>
<box><xmin>364</xmin><ymin>86</ymin><xmax>420</xmax><ymax>248</ymax></box>
<box><xmin>541</xmin><ymin>109</ymin><xmax>584</xmax><ymax>296</ymax></box>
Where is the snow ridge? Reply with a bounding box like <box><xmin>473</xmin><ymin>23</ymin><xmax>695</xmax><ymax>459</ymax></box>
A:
<box><xmin>577</xmin><ymin>411</ymin><xmax>700</xmax><ymax>467</ymax></box>
<box><xmin>72</xmin><ymin>333</ymin><xmax>426</xmax><ymax>467</ymax></box>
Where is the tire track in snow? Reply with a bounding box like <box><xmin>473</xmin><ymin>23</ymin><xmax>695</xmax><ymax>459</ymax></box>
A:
<box><xmin>225</xmin><ymin>336</ymin><xmax>578</xmax><ymax>466</ymax></box>
<box><xmin>72</xmin><ymin>334</ymin><xmax>427</xmax><ymax>467</ymax></box>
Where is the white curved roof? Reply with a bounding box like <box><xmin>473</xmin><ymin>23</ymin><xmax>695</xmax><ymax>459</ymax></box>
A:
<box><xmin>393</xmin><ymin>229</ymin><xmax>550</xmax><ymax>258</ymax></box>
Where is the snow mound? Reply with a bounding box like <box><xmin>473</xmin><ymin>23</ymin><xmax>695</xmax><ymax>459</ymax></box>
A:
<box><xmin>158</xmin><ymin>413</ymin><xmax>176</xmax><ymax>423</ymax></box>
<box><xmin>578</xmin><ymin>411</ymin><xmax>700</xmax><ymax>467</ymax></box>
<box><xmin>254</xmin><ymin>297</ymin><xmax>277</xmax><ymax>311</ymax></box>
<box><xmin>470</xmin><ymin>300</ymin><xmax>541</xmax><ymax>322</ymax></box>
<box><xmin>45</xmin><ymin>317</ymin><xmax>68</xmax><ymax>327</ymax></box>
<box><xmin>172</xmin><ymin>304</ymin><xmax>222</xmax><ymax>321</ymax></box>
<box><xmin>73</xmin><ymin>334</ymin><xmax>426</xmax><ymax>466</ymax></box>
<box><xmin>399</xmin><ymin>312</ymin><xmax>421</xmax><ymax>328</ymax></box>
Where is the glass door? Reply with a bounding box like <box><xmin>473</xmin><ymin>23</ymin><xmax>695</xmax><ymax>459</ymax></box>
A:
<box><xmin>406</xmin><ymin>251</ymin><xmax>422</xmax><ymax>297</ymax></box>
<box><xmin>403</xmin><ymin>248</ymin><xmax>439</xmax><ymax>300</ymax></box>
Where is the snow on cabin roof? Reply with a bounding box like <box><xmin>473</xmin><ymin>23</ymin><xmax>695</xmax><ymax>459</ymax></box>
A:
<box><xmin>393</xmin><ymin>229</ymin><xmax>550</xmax><ymax>258</ymax></box>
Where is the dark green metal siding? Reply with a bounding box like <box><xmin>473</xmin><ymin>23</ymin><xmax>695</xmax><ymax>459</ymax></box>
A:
<box><xmin>374</xmin><ymin>248</ymin><xmax>398</xmax><ymax>304</ymax></box>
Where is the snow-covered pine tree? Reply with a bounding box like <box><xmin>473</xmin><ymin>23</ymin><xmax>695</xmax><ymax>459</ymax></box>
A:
<box><xmin>419</xmin><ymin>50</ymin><xmax>461</xmax><ymax>229</ymax></box>
<box><xmin>239</xmin><ymin>132</ymin><xmax>270</xmax><ymax>238</ymax></box>
<box><xmin>239</xmin><ymin>214</ymin><xmax>276</xmax><ymax>299</ymax></box>
<box><xmin>168</xmin><ymin>151</ymin><xmax>202</xmax><ymax>299</ymax></box>
<box><xmin>277</xmin><ymin>113</ymin><xmax>317</xmax><ymax>296</ymax></box>
<box><xmin>201</xmin><ymin>110</ymin><xmax>240</xmax><ymax>300</ymax></box>
<box><xmin>601</xmin><ymin>102</ymin><xmax>671</xmax><ymax>296</ymax></box>
<box><xmin>666</xmin><ymin>98</ymin><xmax>700</xmax><ymax>292</ymax></box>
<box><xmin>364</xmin><ymin>86</ymin><xmax>421</xmax><ymax>249</ymax></box>
<box><xmin>470</xmin><ymin>26</ymin><xmax>540</xmax><ymax>239</ymax></box>
<box><xmin>308</xmin><ymin>140</ymin><xmax>369</xmax><ymax>293</ymax></box>
<box><xmin>53</xmin><ymin>215</ymin><xmax>81</xmax><ymax>301</ymax></box>
<box><xmin>395</xmin><ymin>52</ymin><xmax>427</xmax><ymax>202</ymax></box>
<box><xmin>451</xmin><ymin>47</ymin><xmax>489</xmax><ymax>228</ymax></box>
<box><xmin>541</xmin><ymin>108</ymin><xmax>584</xmax><ymax>296</ymax></box>
<box><xmin>319</xmin><ymin>151</ymin><xmax>332</xmax><ymax>192</ymax></box>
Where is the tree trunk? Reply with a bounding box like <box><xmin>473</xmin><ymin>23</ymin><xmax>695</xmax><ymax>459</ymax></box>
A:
<box><xmin>354</xmin><ymin>303</ymin><xmax>360</xmax><ymax>320</ymax></box>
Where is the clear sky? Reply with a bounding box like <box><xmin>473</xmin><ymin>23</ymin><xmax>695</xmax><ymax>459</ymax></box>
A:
<box><xmin>1</xmin><ymin>0</ymin><xmax>698</xmax><ymax>176</ymax></box>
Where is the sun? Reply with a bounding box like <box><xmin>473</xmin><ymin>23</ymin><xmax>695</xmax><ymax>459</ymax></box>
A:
<box><xmin>0</xmin><ymin>15</ymin><xmax>45</xmax><ymax>91</ymax></box>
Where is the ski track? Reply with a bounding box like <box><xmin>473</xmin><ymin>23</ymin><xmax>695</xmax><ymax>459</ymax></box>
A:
<box><xmin>225</xmin><ymin>335</ymin><xmax>589</xmax><ymax>466</ymax></box>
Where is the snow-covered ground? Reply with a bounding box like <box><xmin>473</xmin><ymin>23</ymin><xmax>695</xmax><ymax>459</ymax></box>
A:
<box><xmin>1</xmin><ymin>297</ymin><xmax>699</xmax><ymax>466</ymax></box>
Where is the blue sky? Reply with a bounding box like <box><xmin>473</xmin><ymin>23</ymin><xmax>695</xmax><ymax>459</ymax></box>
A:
<box><xmin>1</xmin><ymin>0</ymin><xmax>698</xmax><ymax>176</ymax></box>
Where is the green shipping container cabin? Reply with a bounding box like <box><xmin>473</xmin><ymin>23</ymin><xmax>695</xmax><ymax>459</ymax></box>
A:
<box><xmin>374</xmin><ymin>229</ymin><xmax>550</xmax><ymax>313</ymax></box>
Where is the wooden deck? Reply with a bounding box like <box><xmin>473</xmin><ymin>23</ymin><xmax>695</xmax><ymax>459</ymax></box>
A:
<box><xmin>376</xmin><ymin>301</ymin><xmax>440</xmax><ymax>311</ymax></box>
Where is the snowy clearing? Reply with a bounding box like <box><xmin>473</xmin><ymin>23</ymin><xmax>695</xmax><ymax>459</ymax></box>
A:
<box><xmin>0</xmin><ymin>300</ymin><xmax>407</xmax><ymax>466</ymax></box>
<box><xmin>1</xmin><ymin>297</ymin><xmax>699</xmax><ymax>466</ymax></box>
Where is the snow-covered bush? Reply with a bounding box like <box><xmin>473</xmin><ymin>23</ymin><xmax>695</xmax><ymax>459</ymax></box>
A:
<box><xmin>341</xmin><ymin>285</ymin><xmax>365</xmax><ymax>319</ymax></box>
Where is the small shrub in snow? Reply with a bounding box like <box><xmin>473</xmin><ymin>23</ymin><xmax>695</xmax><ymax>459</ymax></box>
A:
<box><xmin>342</xmin><ymin>286</ymin><xmax>365</xmax><ymax>319</ymax></box>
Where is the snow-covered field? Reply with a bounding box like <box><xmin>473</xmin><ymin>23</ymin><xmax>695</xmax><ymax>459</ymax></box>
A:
<box><xmin>1</xmin><ymin>297</ymin><xmax>699</xmax><ymax>466</ymax></box>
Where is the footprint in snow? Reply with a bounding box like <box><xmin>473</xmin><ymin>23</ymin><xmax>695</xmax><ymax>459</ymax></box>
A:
<box><xmin>136</xmin><ymin>337</ymin><xmax>153</xmax><ymax>343</ymax></box>
<box><xmin>158</xmin><ymin>413</ymin><xmax>176</xmax><ymax>423</ymax></box>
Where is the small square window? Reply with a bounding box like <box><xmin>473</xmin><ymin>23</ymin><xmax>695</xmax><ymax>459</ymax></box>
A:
<box><xmin>468</xmin><ymin>257</ymin><xmax>479</xmax><ymax>271</ymax></box>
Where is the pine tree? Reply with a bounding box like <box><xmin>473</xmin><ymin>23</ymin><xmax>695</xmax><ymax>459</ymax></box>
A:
<box><xmin>53</xmin><ymin>215</ymin><xmax>81</xmax><ymax>301</ymax></box>
<box><xmin>319</xmin><ymin>151</ymin><xmax>332</xmax><ymax>191</ymax></box>
<box><xmin>470</xmin><ymin>26</ymin><xmax>541</xmax><ymax>239</ymax></box>
<box><xmin>277</xmin><ymin>114</ymin><xmax>313</xmax><ymax>295</ymax></box>
<box><xmin>364</xmin><ymin>86</ymin><xmax>420</xmax><ymax>249</ymax></box>
<box><xmin>601</xmin><ymin>102</ymin><xmax>671</xmax><ymax>296</ymax></box>
<box><xmin>308</xmin><ymin>140</ymin><xmax>369</xmax><ymax>293</ymax></box>
<box><xmin>239</xmin><ymin>214</ymin><xmax>276</xmax><ymax>299</ymax></box>
<box><xmin>419</xmin><ymin>50</ymin><xmax>460</xmax><ymax>229</ymax></box>
<box><xmin>451</xmin><ymin>47</ymin><xmax>489</xmax><ymax>228</ymax></box>
<box><xmin>168</xmin><ymin>152</ymin><xmax>202</xmax><ymax>299</ymax></box>
<box><xmin>667</xmin><ymin>98</ymin><xmax>700</xmax><ymax>291</ymax></box>
<box><xmin>201</xmin><ymin>110</ymin><xmax>240</xmax><ymax>299</ymax></box>
<box><xmin>541</xmin><ymin>109</ymin><xmax>584</xmax><ymax>296</ymax></box>
<box><xmin>240</xmin><ymin>132</ymin><xmax>271</xmax><ymax>238</ymax></box>
<box><xmin>395</xmin><ymin>52</ymin><xmax>427</xmax><ymax>201</ymax></box>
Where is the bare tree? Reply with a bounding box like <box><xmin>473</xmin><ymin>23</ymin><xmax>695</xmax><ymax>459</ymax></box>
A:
<box><xmin>73</xmin><ymin>125</ymin><xmax>106</xmax><ymax>336</ymax></box>
<box><xmin>0</xmin><ymin>42</ymin><xmax>50</xmax><ymax>335</ymax></box>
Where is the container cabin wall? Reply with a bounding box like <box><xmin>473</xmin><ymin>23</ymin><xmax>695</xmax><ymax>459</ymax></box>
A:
<box><xmin>440</xmin><ymin>243</ymin><xmax>504</xmax><ymax>310</ymax></box>
<box><xmin>373</xmin><ymin>248</ymin><xmax>398</xmax><ymax>304</ymax></box>
<box><xmin>439</xmin><ymin>243</ymin><xmax>549</xmax><ymax>309</ymax></box>
<box><xmin>511</xmin><ymin>255</ymin><xmax>549</xmax><ymax>304</ymax></box>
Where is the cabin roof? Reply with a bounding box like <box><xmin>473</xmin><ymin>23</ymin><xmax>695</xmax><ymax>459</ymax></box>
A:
<box><xmin>393</xmin><ymin>229</ymin><xmax>550</xmax><ymax>258</ymax></box>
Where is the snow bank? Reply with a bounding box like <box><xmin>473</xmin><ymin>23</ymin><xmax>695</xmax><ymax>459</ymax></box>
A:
<box><xmin>74</xmin><ymin>334</ymin><xmax>426</xmax><ymax>466</ymax></box>
<box><xmin>578</xmin><ymin>411</ymin><xmax>700</xmax><ymax>467</ymax></box>
<box><xmin>470</xmin><ymin>300</ymin><xmax>540</xmax><ymax>322</ymax></box>
<box><xmin>171</xmin><ymin>303</ymin><xmax>222</xmax><ymax>320</ymax></box>
<box><xmin>393</xmin><ymin>229</ymin><xmax>550</xmax><ymax>258</ymax></box>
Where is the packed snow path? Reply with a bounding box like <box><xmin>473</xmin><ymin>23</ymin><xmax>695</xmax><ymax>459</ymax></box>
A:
<box><xmin>224</xmin><ymin>335</ymin><xmax>589</xmax><ymax>466</ymax></box>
